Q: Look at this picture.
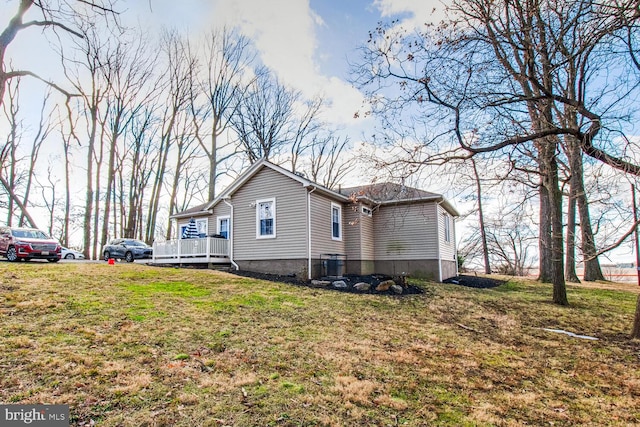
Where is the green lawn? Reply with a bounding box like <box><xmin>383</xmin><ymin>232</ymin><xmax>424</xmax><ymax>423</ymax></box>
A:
<box><xmin>1</xmin><ymin>262</ymin><xmax>639</xmax><ymax>426</ymax></box>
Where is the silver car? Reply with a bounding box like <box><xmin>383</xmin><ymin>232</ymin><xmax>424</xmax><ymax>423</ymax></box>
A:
<box><xmin>102</xmin><ymin>239</ymin><xmax>153</xmax><ymax>262</ymax></box>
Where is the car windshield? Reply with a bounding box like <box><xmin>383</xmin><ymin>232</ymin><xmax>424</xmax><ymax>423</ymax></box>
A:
<box><xmin>13</xmin><ymin>229</ymin><xmax>50</xmax><ymax>239</ymax></box>
<box><xmin>124</xmin><ymin>240</ymin><xmax>147</xmax><ymax>246</ymax></box>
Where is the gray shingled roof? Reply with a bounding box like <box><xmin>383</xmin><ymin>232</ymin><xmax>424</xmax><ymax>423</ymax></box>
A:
<box><xmin>338</xmin><ymin>182</ymin><xmax>441</xmax><ymax>203</ymax></box>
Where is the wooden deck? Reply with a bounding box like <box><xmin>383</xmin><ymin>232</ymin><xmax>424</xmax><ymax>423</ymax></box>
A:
<box><xmin>152</xmin><ymin>237</ymin><xmax>229</xmax><ymax>264</ymax></box>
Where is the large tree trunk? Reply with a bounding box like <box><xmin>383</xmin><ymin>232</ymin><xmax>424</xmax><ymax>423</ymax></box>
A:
<box><xmin>549</xmin><ymin>155</ymin><xmax>568</xmax><ymax>305</ymax></box>
<box><xmin>100</xmin><ymin>128</ymin><xmax>118</xmax><ymax>248</ymax></box>
<box><xmin>565</xmin><ymin>189</ymin><xmax>580</xmax><ymax>282</ymax></box>
<box><xmin>632</xmin><ymin>295</ymin><xmax>640</xmax><ymax>339</ymax></box>
<box><xmin>578</xmin><ymin>186</ymin><xmax>605</xmax><ymax>281</ymax></box>
<box><xmin>538</xmin><ymin>177</ymin><xmax>553</xmax><ymax>283</ymax></box>
<box><xmin>565</xmin><ymin>136</ymin><xmax>581</xmax><ymax>283</ymax></box>
<box><xmin>83</xmin><ymin>107</ymin><xmax>98</xmax><ymax>259</ymax></box>
<box><xmin>472</xmin><ymin>159</ymin><xmax>491</xmax><ymax>274</ymax></box>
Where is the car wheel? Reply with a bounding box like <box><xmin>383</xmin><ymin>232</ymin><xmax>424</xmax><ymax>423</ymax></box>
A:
<box><xmin>104</xmin><ymin>251</ymin><xmax>110</xmax><ymax>261</ymax></box>
<box><xmin>48</xmin><ymin>258</ymin><xmax>60</xmax><ymax>263</ymax></box>
<box><xmin>125</xmin><ymin>252</ymin><xmax>134</xmax><ymax>263</ymax></box>
<box><xmin>6</xmin><ymin>246</ymin><xmax>18</xmax><ymax>262</ymax></box>
<box><xmin>65</xmin><ymin>253</ymin><xmax>75</xmax><ymax>259</ymax></box>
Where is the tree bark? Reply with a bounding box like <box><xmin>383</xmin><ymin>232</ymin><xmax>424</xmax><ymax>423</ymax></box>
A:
<box><xmin>632</xmin><ymin>295</ymin><xmax>640</xmax><ymax>339</ymax></box>
<box><xmin>565</xmin><ymin>135</ymin><xmax>581</xmax><ymax>283</ymax></box>
<box><xmin>538</xmin><ymin>176</ymin><xmax>553</xmax><ymax>283</ymax></box>
<box><xmin>472</xmin><ymin>159</ymin><xmax>491</xmax><ymax>274</ymax></box>
<box><xmin>578</xmin><ymin>186</ymin><xmax>605</xmax><ymax>281</ymax></box>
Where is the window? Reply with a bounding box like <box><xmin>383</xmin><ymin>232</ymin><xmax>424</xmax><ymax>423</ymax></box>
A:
<box><xmin>180</xmin><ymin>219</ymin><xmax>208</xmax><ymax>239</ymax></box>
<box><xmin>361</xmin><ymin>206</ymin><xmax>372</xmax><ymax>217</ymax></box>
<box><xmin>196</xmin><ymin>219</ymin><xmax>208</xmax><ymax>237</ymax></box>
<box><xmin>217</xmin><ymin>216</ymin><xmax>230</xmax><ymax>239</ymax></box>
<box><xmin>444</xmin><ymin>214</ymin><xmax>451</xmax><ymax>243</ymax></box>
<box><xmin>331</xmin><ymin>203</ymin><xmax>342</xmax><ymax>240</ymax></box>
<box><xmin>256</xmin><ymin>198</ymin><xmax>276</xmax><ymax>238</ymax></box>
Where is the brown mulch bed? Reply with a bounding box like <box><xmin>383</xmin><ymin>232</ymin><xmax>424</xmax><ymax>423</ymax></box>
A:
<box><xmin>443</xmin><ymin>275</ymin><xmax>506</xmax><ymax>289</ymax></box>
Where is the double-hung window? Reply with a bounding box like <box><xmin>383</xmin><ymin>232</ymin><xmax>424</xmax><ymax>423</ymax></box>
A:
<box><xmin>256</xmin><ymin>198</ymin><xmax>276</xmax><ymax>238</ymax></box>
<box><xmin>444</xmin><ymin>214</ymin><xmax>451</xmax><ymax>243</ymax></box>
<box><xmin>331</xmin><ymin>203</ymin><xmax>342</xmax><ymax>241</ymax></box>
<box><xmin>217</xmin><ymin>216</ymin><xmax>230</xmax><ymax>239</ymax></box>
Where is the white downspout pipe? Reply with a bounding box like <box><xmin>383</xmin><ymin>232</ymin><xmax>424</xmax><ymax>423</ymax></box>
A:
<box><xmin>307</xmin><ymin>186</ymin><xmax>317</xmax><ymax>280</ymax></box>
<box><xmin>222</xmin><ymin>197</ymin><xmax>239</xmax><ymax>271</ymax></box>
<box><xmin>436</xmin><ymin>201</ymin><xmax>443</xmax><ymax>282</ymax></box>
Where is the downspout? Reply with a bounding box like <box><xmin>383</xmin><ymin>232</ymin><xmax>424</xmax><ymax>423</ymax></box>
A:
<box><xmin>222</xmin><ymin>197</ymin><xmax>239</xmax><ymax>271</ymax></box>
<box><xmin>453</xmin><ymin>216</ymin><xmax>458</xmax><ymax>277</ymax></box>
<box><xmin>307</xmin><ymin>186</ymin><xmax>317</xmax><ymax>280</ymax></box>
<box><xmin>436</xmin><ymin>201</ymin><xmax>443</xmax><ymax>282</ymax></box>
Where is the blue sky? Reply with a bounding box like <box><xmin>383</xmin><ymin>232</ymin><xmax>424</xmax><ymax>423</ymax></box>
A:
<box><xmin>1</xmin><ymin>0</ymin><xmax>448</xmax><ymax>132</ymax></box>
<box><xmin>123</xmin><ymin>0</ymin><xmax>447</xmax><ymax>126</ymax></box>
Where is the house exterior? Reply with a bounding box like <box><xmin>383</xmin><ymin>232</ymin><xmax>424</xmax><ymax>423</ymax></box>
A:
<box><xmin>166</xmin><ymin>158</ymin><xmax>459</xmax><ymax>282</ymax></box>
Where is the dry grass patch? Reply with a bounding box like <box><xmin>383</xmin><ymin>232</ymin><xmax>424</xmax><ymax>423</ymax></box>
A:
<box><xmin>1</xmin><ymin>262</ymin><xmax>639</xmax><ymax>426</ymax></box>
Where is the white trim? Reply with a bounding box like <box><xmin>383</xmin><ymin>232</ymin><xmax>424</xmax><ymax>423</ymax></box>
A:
<box><xmin>222</xmin><ymin>198</ymin><xmax>239</xmax><ymax>270</ymax></box>
<box><xmin>443</xmin><ymin>213</ymin><xmax>451</xmax><ymax>243</ymax></box>
<box><xmin>256</xmin><ymin>198</ymin><xmax>276</xmax><ymax>239</ymax></box>
<box><xmin>331</xmin><ymin>202</ymin><xmax>342</xmax><ymax>241</ymax></box>
<box><xmin>196</xmin><ymin>218</ymin><xmax>208</xmax><ymax>236</ymax></box>
<box><xmin>308</xmin><ymin>187</ymin><xmax>317</xmax><ymax>280</ymax></box>
<box><xmin>361</xmin><ymin>206</ymin><xmax>372</xmax><ymax>217</ymax></box>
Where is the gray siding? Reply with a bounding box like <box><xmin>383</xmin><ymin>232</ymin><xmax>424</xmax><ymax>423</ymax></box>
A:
<box><xmin>211</xmin><ymin>203</ymin><xmax>231</xmax><ymax>235</ymax></box>
<box><xmin>360</xmin><ymin>207</ymin><xmax>375</xmax><ymax>259</ymax></box>
<box><xmin>309</xmin><ymin>192</ymin><xmax>345</xmax><ymax>257</ymax></box>
<box><xmin>231</xmin><ymin>167</ymin><xmax>308</xmax><ymax>261</ymax></box>
<box><xmin>343</xmin><ymin>203</ymin><xmax>375</xmax><ymax>275</ymax></box>
<box><xmin>374</xmin><ymin>203</ymin><xmax>439</xmax><ymax>260</ymax></box>
<box><xmin>343</xmin><ymin>203</ymin><xmax>362</xmax><ymax>260</ymax></box>
<box><xmin>438</xmin><ymin>204</ymin><xmax>456</xmax><ymax>263</ymax></box>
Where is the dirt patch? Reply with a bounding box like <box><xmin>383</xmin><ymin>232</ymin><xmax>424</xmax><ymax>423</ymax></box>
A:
<box><xmin>443</xmin><ymin>275</ymin><xmax>506</xmax><ymax>289</ymax></box>
<box><xmin>231</xmin><ymin>270</ymin><xmax>424</xmax><ymax>295</ymax></box>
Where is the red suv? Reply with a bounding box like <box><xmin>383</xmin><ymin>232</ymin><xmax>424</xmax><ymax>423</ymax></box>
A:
<box><xmin>0</xmin><ymin>226</ymin><xmax>62</xmax><ymax>262</ymax></box>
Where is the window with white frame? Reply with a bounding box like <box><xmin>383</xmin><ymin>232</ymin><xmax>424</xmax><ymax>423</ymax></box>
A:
<box><xmin>331</xmin><ymin>203</ymin><xmax>342</xmax><ymax>240</ymax></box>
<box><xmin>444</xmin><ymin>213</ymin><xmax>451</xmax><ymax>243</ymax></box>
<box><xmin>196</xmin><ymin>218</ymin><xmax>208</xmax><ymax>237</ymax></box>
<box><xmin>361</xmin><ymin>206</ymin><xmax>372</xmax><ymax>217</ymax></box>
<box><xmin>256</xmin><ymin>198</ymin><xmax>276</xmax><ymax>238</ymax></box>
<box><xmin>180</xmin><ymin>218</ymin><xmax>208</xmax><ymax>239</ymax></box>
<box><xmin>217</xmin><ymin>216</ymin><xmax>230</xmax><ymax>239</ymax></box>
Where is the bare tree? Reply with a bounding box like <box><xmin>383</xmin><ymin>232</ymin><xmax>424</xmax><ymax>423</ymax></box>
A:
<box><xmin>230</xmin><ymin>69</ymin><xmax>299</xmax><ymax>163</ymax></box>
<box><xmin>62</xmin><ymin>22</ymin><xmax>111</xmax><ymax>259</ymax></box>
<box><xmin>307</xmin><ymin>134</ymin><xmax>355</xmax><ymax>189</ymax></box>
<box><xmin>354</xmin><ymin>0</ymin><xmax>640</xmax><ymax>305</ymax></box>
<box><xmin>193</xmin><ymin>28</ymin><xmax>252</xmax><ymax>201</ymax></box>
<box><xmin>145</xmin><ymin>30</ymin><xmax>195</xmax><ymax>244</ymax></box>
<box><xmin>100</xmin><ymin>32</ymin><xmax>156</xmax><ymax>245</ymax></box>
<box><xmin>0</xmin><ymin>77</ymin><xmax>53</xmax><ymax>228</ymax></box>
<box><xmin>0</xmin><ymin>0</ymin><xmax>118</xmax><ymax>109</ymax></box>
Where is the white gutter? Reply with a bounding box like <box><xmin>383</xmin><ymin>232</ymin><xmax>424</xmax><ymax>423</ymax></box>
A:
<box><xmin>222</xmin><ymin>197</ymin><xmax>239</xmax><ymax>271</ymax></box>
<box><xmin>307</xmin><ymin>186</ymin><xmax>317</xmax><ymax>280</ymax></box>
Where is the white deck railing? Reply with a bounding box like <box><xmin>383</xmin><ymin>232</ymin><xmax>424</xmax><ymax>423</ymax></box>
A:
<box><xmin>152</xmin><ymin>237</ymin><xmax>229</xmax><ymax>264</ymax></box>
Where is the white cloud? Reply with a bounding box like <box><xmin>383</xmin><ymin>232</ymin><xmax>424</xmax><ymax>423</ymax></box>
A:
<box><xmin>211</xmin><ymin>0</ymin><xmax>364</xmax><ymax>126</ymax></box>
<box><xmin>372</xmin><ymin>0</ymin><xmax>449</xmax><ymax>29</ymax></box>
